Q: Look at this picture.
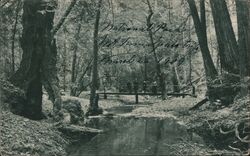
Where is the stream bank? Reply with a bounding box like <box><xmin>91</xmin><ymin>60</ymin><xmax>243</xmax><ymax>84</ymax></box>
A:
<box><xmin>0</xmin><ymin>111</ymin><xmax>68</xmax><ymax>156</ymax></box>
<box><xmin>129</xmin><ymin>96</ymin><xmax>249</xmax><ymax>155</ymax></box>
<box><xmin>1</xmin><ymin>94</ymin><xmax>248</xmax><ymax>156</ymax></box>
<box><xmin>67</xmin><ymin>116</ymin><xmax>207</xmax><ymax>156</ymax></box>
<box><xmin>65</xmin><ymin>95</ymin><xmax>245</xmax><ymax>155</ymax></box>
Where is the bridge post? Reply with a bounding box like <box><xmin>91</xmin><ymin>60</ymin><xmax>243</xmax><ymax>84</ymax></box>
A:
<box><xmin>135</xmin><ymin>93</ymin><xmax>139</xmax><ymax>104</ymax></box>
<box><xmin>104</xmin><ymin>87</ymin><xmax>107</xmax><ymax>99</ymax></box>
<box><xmin>192</xmin><ymin>85</ymin><xmax>196</xmax><ymax>95</ymax></box>
<box><xmin>134</xmin><ymin>81</ymin><xmax>139</xmax><ymax>104</ymax></box>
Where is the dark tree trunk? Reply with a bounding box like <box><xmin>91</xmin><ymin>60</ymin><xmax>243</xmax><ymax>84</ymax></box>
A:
<box><xmin>187</xmin><ymin>0</ymin><xmax>217</xmax><ymax>80</ymax></box>
<box><xmin>87</xmin><ymin>0</ymin><xmax>103</xmax><ymax>116</ymax></box>
<box><xmin>62</xmin><ymin>29</ymin><xmax>67</xmax><ymax>92</ymax></box>
<box><xmin>236</xmin><ymin>0</ymin><xmax>250</xmax><ymax>96</ymax></box>
<box><xmin>248</xmin><ymin>1</ymin><xmax>250</xmax><ymax>72</ymax></box>
<box><xmin>70</xmin><ymin>24</ymin><xmax>81</xmax><ymax>96</ymax></box>
<box><xmin>71</xmin><ymin>46</ymin><xmax>77</xmax><ymax>91</ymax></box>
<box><xmin>11</xmin><ymin>1</ymin><xmax>21</xmax><ymax>74</ymax></box>
<box><xmin>187</xmin><ymin>0</ymin><xmax>218</xmax><ymax>100</ymax></box>
<box><xmin>210</xmin><ymin>0</ymin><xmax>239</xmax><ymax>74</ymax></box>
<box><xmin>10</xmin><ymin>0</ymin><xmax>61</xmax><ymax>120</ymax></box>
<box><xmin>1</xmin><ymin>14</ymin><xmax>11</xmax><ymax>78</ymax></box>
<box><xmin>144</xmin><ymin>55</ymin><xmax>148</xmax><ymax>81</ymax></box>
<box><xmin>208</xmin><ymin>0</ymin><xmax>243</xmax><ymax>104</ymax></box>
<box><xmin>42</xmin><ymin>39</ymin><xmax>62</xmax><ymax>114</ymax></box>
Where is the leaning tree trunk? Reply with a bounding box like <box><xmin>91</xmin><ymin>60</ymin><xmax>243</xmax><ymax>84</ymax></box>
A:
<box><xmin>210</xmin><ymin>0</ymin><xmax>239</xmax><ymax>75</ymax></box>
<box><xmin>72</xmin><ymin>59</ymin><xmax>93</xmax><ymax>97</ymax></box>
<box><xmin>9</xmin><ymin>0</ymin><xmax>61</xmax><ymax>120</ymax></box>
<box><xmin>187</xmin><ymin>0</ymin><xmax>218</xmax><ymax>80</ymax></box>
<box><xmin>187</xmin><ymin>0</ymin><xmax>218</xmax><ymax>101</ymax></box>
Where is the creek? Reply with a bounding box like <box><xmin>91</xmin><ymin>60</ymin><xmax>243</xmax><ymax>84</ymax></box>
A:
<box><xmin>67</xmin><ymin>104</ymin><xmax>204</xmax><ymax>156</ymax></box>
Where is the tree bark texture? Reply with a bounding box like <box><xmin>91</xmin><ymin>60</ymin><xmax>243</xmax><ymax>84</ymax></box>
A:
<box><xmin>187</xmin><ymin>0</ymin><xmax>218</xmax><ymax>82</ymax></box>
<box><xmin>236</xmin><ymin>0</ymin><xmax>250</xmax><ymax>96</ymax></box>
<box><xmin>187</xmin><ymin>0</ymin><xmax>218</xmax><ymax>100</ymax></box>
<box><xmin>9</xmin><ymin>0</ymin><xmax>61</xmax><ymax>120</ymax></box>
<box><xmin>89</xmin><ymin>0</ymin><xmax>102</xmax><ymax>112</ymax></box>
<box><xmin>210</xmin><ymin>0</ymin><xmax>239</xmax><ymax>74</ymax></box>
<box><xmin>62</xmin><ymin>30</ymin><xmax>67</xmax><ymax>92</ymax></box>
<box><xmin>208</xmin><ymin>0</ymin><xmax>245</xmax><ymax>103</ymax></box>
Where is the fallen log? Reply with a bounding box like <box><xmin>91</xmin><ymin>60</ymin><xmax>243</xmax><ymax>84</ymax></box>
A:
<box><xmin>189</xmin><ymin>98</ymin><xmax>209</xmax><ymax>110</ymax></box>
<box><xmin>57</xmin><ymin>124</ymin><xmax>103</xmax><ymax>140</ymax></box>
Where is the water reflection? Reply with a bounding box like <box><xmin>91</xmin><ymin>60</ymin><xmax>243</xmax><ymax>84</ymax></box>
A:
<box><xmin>67</xmin><ymin>116</ymin><xmax>199</xmax><ymax>156</ymax></box>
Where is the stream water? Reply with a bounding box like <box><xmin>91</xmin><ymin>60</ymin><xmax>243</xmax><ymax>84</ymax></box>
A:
<box><xmin>67</xmin><ymin>105</ymin><xmax>204</xmax><ymax>156</ymax></box>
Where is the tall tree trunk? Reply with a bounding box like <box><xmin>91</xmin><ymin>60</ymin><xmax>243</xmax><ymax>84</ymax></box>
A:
<box><xmin>210</xmin><ymin>0</ymin><xmax>239</xmax><ymax>74</ymax></box>
<box><xmin>187</xmin><ymin>0</ymin><xmax>218</xmax><ymax>99</ymax></box>
<box><xmin>70</xmin><ymin>24</ymin><xmax>81</xmax><ymax>95</ymax></box>
<box><xmin>10</xmin><ymin>0</ymin><xmax>61</xmax><ymax>119</ymax></box>
<box><xmin>88</xmin><ymin>0</ymin><xmax>102</xmax><ymax>115</ymax></box>
<box><xmin>236</xmin><ymin>0</ymin><xmax>250</xmax><ymax>96</ymax></box>
<box><xmin>144</xmin><ymin>55</ymin><xmax>148</xmax><ymax>81</ymax></box>
<box><xmin>1</xmin><ymin>14</ymin><xmax>11</xmax><ymax>78</ymax></box>
<box><xmin>248</xmin><ymin>0</ymin><xmax>250</xmax><ymax>71</ymax></box>
<box><xmin>11</xmin><ymin>0</ymin><xmax>21</xmax><ymax>74</ymax></box>
<box><xmin>209</xmin><ymin>0</ymin><xmax>242</xmax><ymax>104</ymax></box>
<box><xmin>71</xmin><ymin>45</ymin><xmax>77</xmax><ymax>90</ymax></box>
<box><xmin>146</xmin><ymin>0</ymin><xmax>166</xmax><ymax>99</ymax></box>
<box><xmin>188</xmin><ymin>17</ymin><xmax>192</xmax><ymax>84</ymax></box>
<box><xmin>63</xmin><ymin>29</ymin><xmax>67</xmax><ymax>92</ymax></box>
<box><xmin>70</xmin><ymin>9</ymin><xmax>85</xmax><ymax>96</ymax></box>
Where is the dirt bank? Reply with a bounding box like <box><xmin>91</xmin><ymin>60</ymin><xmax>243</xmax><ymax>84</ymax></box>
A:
<box><xmin>0</xmin><ymin>111</ymin><xmax>68</xmax><ymax>156</ymax></box>
<box><xmin>130</xmin><ymin>96</ymin><xmax>249</xmax><ymax>155</ymax></box>
<box><xmin>0</xmin><ymin>95</ymin><xmax>124</xmax><ymax>156</ymax></box>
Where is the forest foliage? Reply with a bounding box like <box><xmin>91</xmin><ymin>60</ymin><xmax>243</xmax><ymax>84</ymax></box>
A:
<box><xmin>0</xmin><ymin>0</ymin><xmax>249</xmax><ymax>117</ymax></box>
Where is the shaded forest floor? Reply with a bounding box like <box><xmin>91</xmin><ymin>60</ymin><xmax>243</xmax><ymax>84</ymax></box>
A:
<box><xmin>0</xmin><ymin>111</ymin><xmax>68</xmax><ymax>156</ymax></box>
<box><xmin>1</xmin><ymin>93</ymin><xmax>249</xmax><ymax>156</ymax></box>
<box><xmin>0</xmin><ymin>94</ymin><xmax>126</xmax><ymax>156</ymax></box>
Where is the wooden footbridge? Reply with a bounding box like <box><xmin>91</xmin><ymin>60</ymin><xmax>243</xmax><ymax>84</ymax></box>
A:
<box><xmin>97</xmin><ymin>89</ymin><xmax>196</xmax><ymax>104</ymax></box>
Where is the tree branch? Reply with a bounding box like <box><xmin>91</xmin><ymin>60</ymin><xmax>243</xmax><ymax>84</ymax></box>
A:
<box><xmin>51</xmin><ymin>0</ymin><xmax>78</xmax><ymax>36</ymax></box>
<box><xmin>235</xmin><ymin>123</ymin><xmax>250</xmax><ymax>143</ymax></box>
<box><xmin>0</xmin><ymin>0</ymin><xmax>11</xmax><ymax>9</ymax></box>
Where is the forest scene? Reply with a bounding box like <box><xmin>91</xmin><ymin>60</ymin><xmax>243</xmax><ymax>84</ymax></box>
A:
<box><xmin>0</xmin><ymin>0</ymin><xmax>249</xmax><ymax>155</ymax></box>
